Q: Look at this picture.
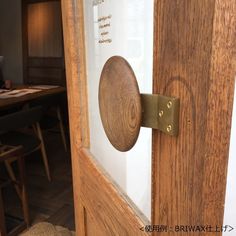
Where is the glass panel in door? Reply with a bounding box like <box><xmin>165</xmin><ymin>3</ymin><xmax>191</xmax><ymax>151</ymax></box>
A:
<box><xmin>83</xmin><ymin>0</ymin><xmax>154</xmax><ymax>220</ymax></box>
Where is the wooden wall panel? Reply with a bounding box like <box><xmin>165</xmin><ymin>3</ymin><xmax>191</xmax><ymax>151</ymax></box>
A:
<box><xmin>152</xmin><ymin>0</ymin><xmax>236</xmax><ymax>235</ymax></box>
<box><xmin>28</xmin><ymin>1</ymin><xmax>63</xmax><ymax>57</ymax></box>
<box><xmin>28</xmin><ymin>67</ymin><xmax>62</xmax><ymax>77</ymax></box>
<box><xmin>22</xmin><ymin>0</ymin><xmax>65</xmax><ymax>85</ymax></box>
<box><xmin>28</xmin><ymin>57</ymin><xmax>64</xmax><ymax>67</ymax></box>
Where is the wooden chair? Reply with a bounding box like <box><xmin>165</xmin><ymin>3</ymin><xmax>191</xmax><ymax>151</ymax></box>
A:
<box><xmin>0</xmin><ymin>107</ymin><xmax>51</xmax><ymax>187</ymax></box>
<box><xmin>30</xmin><ymin>94</ymin><xmax>68</xmax><ymax>152</ymax></box>
<box><xmin>0</xmin><ymin>145</ymin><xmax>29</xmax><ymax>236</ymax></box>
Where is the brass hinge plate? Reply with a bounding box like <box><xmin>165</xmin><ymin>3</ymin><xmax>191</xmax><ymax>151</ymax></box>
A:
<box><xmin>141</xmin><ymin>94</ymin><xmax>180</xmax><ymax>136</ymax></box>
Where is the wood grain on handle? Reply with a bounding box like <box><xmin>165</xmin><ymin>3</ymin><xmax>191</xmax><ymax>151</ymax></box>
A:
<box><xmin>99</xmin><ymin>56</ymin><xmax>142</xmax><ymax>152</ymax></box>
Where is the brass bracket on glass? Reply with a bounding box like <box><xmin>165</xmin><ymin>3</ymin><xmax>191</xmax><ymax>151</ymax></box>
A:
<box><xmin>141</xmin><ymin>94</ymin><xmax>180</xmax><ymax>136</ymax></box>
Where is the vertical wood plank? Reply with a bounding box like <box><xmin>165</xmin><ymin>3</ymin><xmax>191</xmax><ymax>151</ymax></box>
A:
<box><xmin>202</xmin><ymin>0</ymin><xmax>236</xmax><ymax>227</ymax></box>
<box><xmin>152</xmin><ymin>0</ymin><xmax>236</xmax><ymax>235</ymax></box>
<box><xmin>61</xmin><ymin>0</ymin><xmax>89</xmax><ymax>235</ymax></box>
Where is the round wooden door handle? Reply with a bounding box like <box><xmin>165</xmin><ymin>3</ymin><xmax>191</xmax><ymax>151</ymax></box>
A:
<box><xmin>99</xmin><ymin>56</ymin><xmax>142</xmax><ymax>152</ymax></box>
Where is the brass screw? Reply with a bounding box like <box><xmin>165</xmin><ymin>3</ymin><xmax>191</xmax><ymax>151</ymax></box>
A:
<box><xmin>167</xmin><ymin>101</ymin><xmax>172</xmax><ymax>109</ymax></box>
<box><xmin>159</xmin><ymin>110</ymin><xmax>164</xmax><ymax>117</ymax></box>
<box><xmin>167</xmin><ymin>125</ymin><xmax>172</xmax><ymax>132</ymax></box>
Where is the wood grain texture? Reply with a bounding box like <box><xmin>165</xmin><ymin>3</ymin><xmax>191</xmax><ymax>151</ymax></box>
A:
<box><xmin>202</xmin><ymin>0</ymin><xmax>236</xmax><ymax>226</ymax></box>
<box><xmin>61</xmin><ymin>0</ymin><xmax>89</xmax><ymax>235</ymax></box>
<box><xmin>152</xmin><ymin>0</ymin><xmax>236</xmax><ymax>235</ymax></box>
<box><xmin>62</xmin><ymin>0</ymin><xmax>235</xmax><ymax>235</ymax></box>
<box><xmin>99</xmin><ymin>56</ymin><xmax>142</xmax><ymax>152</ymax></box>
<box><xmin>61</xmin><ymin>0</ymin><xmax>150</xmax><ymax>235</ymax></box>
<box><xmin>79</xmin><ymin>148</ymin><xmax>150</xmax><ymax>236</ymax></box>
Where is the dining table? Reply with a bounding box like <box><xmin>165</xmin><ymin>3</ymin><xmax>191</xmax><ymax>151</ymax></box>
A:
<box><xmin>0</xmin><ymin>85</ymin><xmax>67</xmax><ymax>235</ymax></box>
<box><xmin>0</xmin><ymin>85</ymin><xmax>66</xmax><ymax>111</ymax></box>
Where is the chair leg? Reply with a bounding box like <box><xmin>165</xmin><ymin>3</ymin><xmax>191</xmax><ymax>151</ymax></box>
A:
<box><xmin>32</xmin><ymin>124</ymin><xmax>37</xmax><ymax>135</ymax></box>
<box><xmin>4</xmin><ymin>161</ymin><xmax>22</xmax><ymax>199</ymax></box>
<box><xmin>56</xmin><ymin>107</ymin><xmax>68</xmax><ymax>152</ymax></box>
<box><xmin>0</xmin><ymin>188</ymin><xmax>7</xmax><ymax>236</ymax></box>
<box><xmin>17</xmin><ymin>155</ymin><xmax>30</xmax><ymax>227</ymax></box>
<box><xmin>36</xmin><ymin>123</ymin><xmax>51</xmax><ymax>181</ymax></box>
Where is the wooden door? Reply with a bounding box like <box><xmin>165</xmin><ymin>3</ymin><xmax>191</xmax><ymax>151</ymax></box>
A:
<box><xmin>22</xmin><ymin>0</ymin><xmax>66</xmax><ymax>86</ymax></box>
<box><xmin>61</xmin><ymin>0</ymin><xmax>236</xmax><ymax>235</ymax></box>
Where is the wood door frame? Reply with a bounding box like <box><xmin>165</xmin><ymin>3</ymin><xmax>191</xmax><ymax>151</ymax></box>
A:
<box><xmin>152</xmin><ymin>0</ymin><xmax>236</xmax><ymax>233</ymax></box>
<box><xmin>61</xmin><ymin>0</ymin><xmax>236</xmax><ymax>235</ymax></box>
<box><xmin>61</xmin><ymin>0</ymin><xmax>150</xmax><ymax>235</ymax></box>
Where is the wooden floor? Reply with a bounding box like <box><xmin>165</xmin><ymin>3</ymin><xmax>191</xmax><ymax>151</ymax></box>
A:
<box><xmin>0</xmin><ymin>130</ymin><xmax>75</xmax><ymax>231</ymax></box>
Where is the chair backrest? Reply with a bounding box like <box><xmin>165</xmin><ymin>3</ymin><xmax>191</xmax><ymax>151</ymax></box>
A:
<box><xmin>0</xmin><ymin>106</ymin><xmax>43</xmax><ymax>133</ymax></box>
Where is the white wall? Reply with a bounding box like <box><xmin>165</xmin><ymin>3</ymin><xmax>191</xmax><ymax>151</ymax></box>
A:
<box><xmin>0</xmin><ymin>0</ymin><xmax>23</xmax><ymax>84</ymax></box>
<box><xmin>84</xmin><ymin>0</ymin><xmax>153</xmax><ymax>220</ymax></box>
<box><xmin>223</xmin><ymin>79</ymin><xmax>236</xmax><ymax>234</ymax></box>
